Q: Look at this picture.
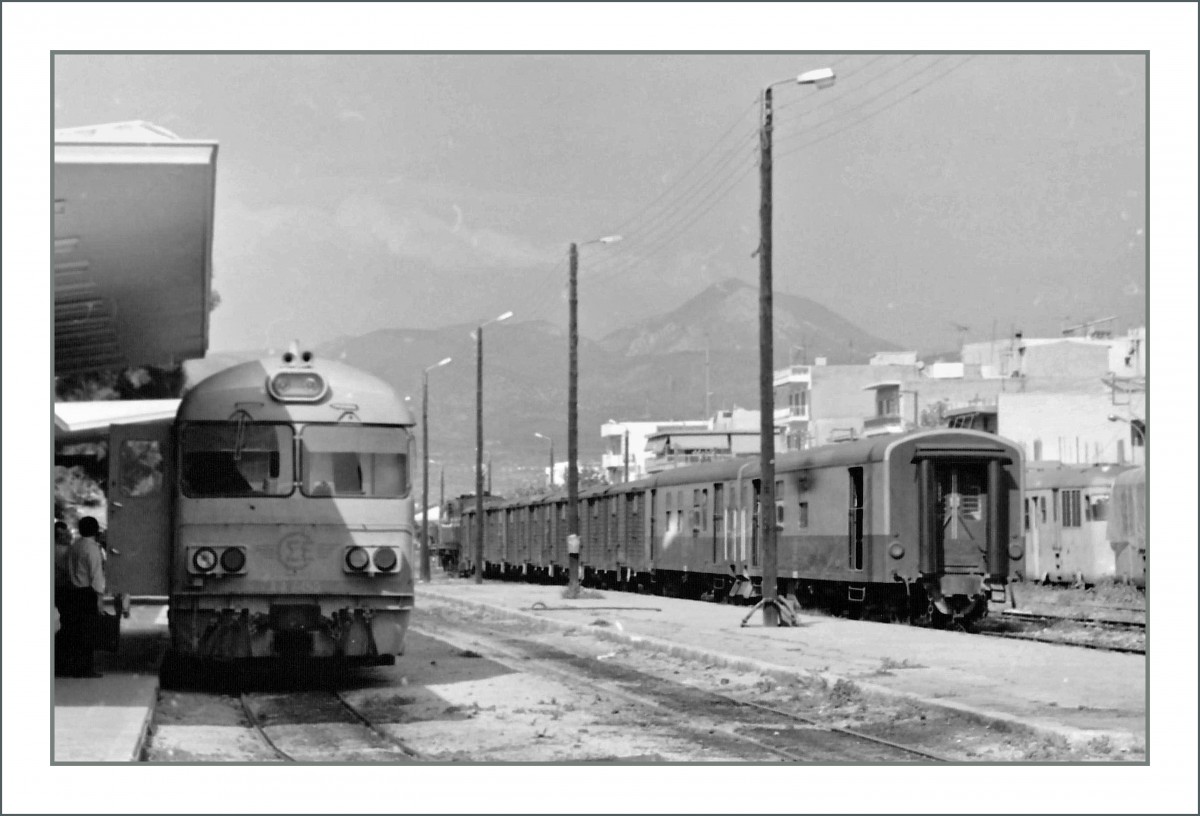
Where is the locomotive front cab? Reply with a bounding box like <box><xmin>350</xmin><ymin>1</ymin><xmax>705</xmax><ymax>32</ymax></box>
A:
<box><xmin>169</xmin><ymin>352</ymin><xmax>416</xmax><ymax>664</ymax></box>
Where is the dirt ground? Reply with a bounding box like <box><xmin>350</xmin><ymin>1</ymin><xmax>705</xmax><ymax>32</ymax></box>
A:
<box><xmin>418</xmin><ymin>600</ymin><xmax>1145</xmax><ymax>762</ymax></box>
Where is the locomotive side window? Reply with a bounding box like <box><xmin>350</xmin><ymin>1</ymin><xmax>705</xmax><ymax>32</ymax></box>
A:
<box><xmin>1086</xmin><ymin>492</ymin><xmax>1110</xmax><ymax>522</ymax></box>
<box><xmin>300</xmin><ymin>425</ymin><xmax>409</xmax><ymax>498</ymax></box>
<box><xmin>119</xmin><ymin>439</ymin><xmax>164</xmax><ymax>497</ymax></box>
<box><xmin>848</xmin><ymin>467</ymin><xmax>864</xmax><ymax>571</ymax></box>
<box><xmin>775</xmin><ymin>479</ymin><xmax>785</xmax><ymax>527</ymax></box>
<box><xmin>798</xmin><ymin>501</ymin><xmax>809</xmax><ymax>529</ymax></box>
<box><xmin>180</xmin><ymin>423</ymin><xmax>293</xmax><ymax>497</ymax></box>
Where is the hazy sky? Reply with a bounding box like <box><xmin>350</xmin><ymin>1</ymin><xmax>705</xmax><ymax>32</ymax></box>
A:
<box><xmin>54</xmin><ymin>52</ymin><xmax>1146</xmax><ymax>353</ymax></box>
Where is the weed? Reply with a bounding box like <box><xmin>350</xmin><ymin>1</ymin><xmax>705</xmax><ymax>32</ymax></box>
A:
<box><xmin>1087</xmin><ymin>735</ymin><xmax>1114</xmax><ymax>756</ymax></box>
<box><xmin>562</xmin><ymin>587</ymin><xmax>605</xmax><ymax>600</ymax></box>
<box><xmin>829</xmin><ymin>679</ymin><xmax>862</xmax><ymax>706</ymax></box>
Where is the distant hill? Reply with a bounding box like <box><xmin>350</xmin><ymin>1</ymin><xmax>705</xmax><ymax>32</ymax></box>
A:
<box><xmin>196</xmin><ymin>281</ymin><xmax>901</xmax><ymax>497</ymax></box>
<box><xmin>600</xmin><ymin>278</ymin><xmax>900</xmax><ymax>363</ymax></box>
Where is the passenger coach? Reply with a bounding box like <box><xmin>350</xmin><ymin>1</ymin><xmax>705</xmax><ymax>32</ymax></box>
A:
<box><xmin>465</xmin><ymin>429</ymin><xmax>1024</xmax><ymax>626</ymax></box>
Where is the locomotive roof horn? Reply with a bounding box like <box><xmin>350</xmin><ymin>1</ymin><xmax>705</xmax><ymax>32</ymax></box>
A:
<box><xmin>282</xmin><ymin>340</ymin><xmax>314</xmax><ymax>365</ymax></box>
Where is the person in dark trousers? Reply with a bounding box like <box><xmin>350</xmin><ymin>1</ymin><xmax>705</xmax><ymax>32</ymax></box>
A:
<box><xmin>61</xmin><ymin>516</ymin><xmax>106</xmax><ymax>678</ymax></box>
<box><xmin>54</xmin><ymin>520</ymin><xmax>72</xmax><ymax>663</ymax></box>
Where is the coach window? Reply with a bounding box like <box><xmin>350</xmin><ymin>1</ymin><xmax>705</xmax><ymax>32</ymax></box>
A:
<box><xmin>798</xmin><ymin>501</ymin><xmax>809</xmax><ymax>529</ymax></box>
<box><xmin>775</xmin><ymin>479</ymin><xmax>785</xmax><ymax>527</ymax></box>
<box><xmin>119</xmin><ymin>439</ymin><xmax>164</xmax><ymax>497</ymax></box>
<box><xmin>1086</xmin><ymin>492</ymin><xmax>1110</xmax><ymax>522</ymax></box>
<box><xmin>1061</xmin><ymin>489</ymin><xmax>1082</xmax><ymax>528</ymax></box>
<box><xmin>180</xmin><ymin>423</ymin><xmax>293</xmax><ymax>497</ymax></box>
<box><xmin>300</xmin><ymin>425</ymin><xmax>409</xmax><ymax>498</ymax></box>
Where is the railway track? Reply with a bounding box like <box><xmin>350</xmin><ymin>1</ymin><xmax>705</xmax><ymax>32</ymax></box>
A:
<box><xmin>238</xmin><ymin>691</ymin><xmax>423</xmax><ymax>762</ymax></box>
<box><xmin>411</xmin><ymin>621</ymin><xmax>948</xmax><ymax>763</ymax></box>
<box><xmin>974</xmin><ymin>609</ymin><xmax>1146</xmax><ymax>655</ymax></box>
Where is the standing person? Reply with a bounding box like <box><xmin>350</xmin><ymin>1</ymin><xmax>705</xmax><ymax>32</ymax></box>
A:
<box><xmin>62</xmin><ymin>516</ymin><xmax>106</xmax><ymax>678</ymax></box>
<box><xmin>54</xmin><ymin>520</ymin><xmax>72</xmax><ymax>648</ymax></box>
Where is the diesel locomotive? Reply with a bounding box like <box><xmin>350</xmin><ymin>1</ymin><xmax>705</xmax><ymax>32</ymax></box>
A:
<box><xmin>104</xmin><ymin>346</ymin><xmax>416</xmax><ymax>666</ymax></box>
<box><xmin>462</xmin><ymin>429</ymin><xmax>1025</xmax><ymax>626</ymax></box>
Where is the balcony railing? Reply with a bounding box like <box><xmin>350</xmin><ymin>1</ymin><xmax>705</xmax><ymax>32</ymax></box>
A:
<box><xmin>773</xmin><ymin>365</ymin><xmax>812</xmax><ymax>387</ymax></box>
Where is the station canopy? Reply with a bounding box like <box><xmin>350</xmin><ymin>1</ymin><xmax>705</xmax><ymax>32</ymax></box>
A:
<box><xmin>54</xmin><ymin>399</ymin><xmax>182</xmax><ymax>444</ymax></box>
<box><xmin>54</xmin><ymin>121</ymin><xmax>219</xmax><ymax>377</ymax></box>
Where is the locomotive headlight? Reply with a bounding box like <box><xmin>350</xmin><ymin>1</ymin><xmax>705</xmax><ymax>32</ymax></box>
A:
<box><xmin>220</xmin><ymin>547</ymin><xmax>247</xmax><ymax>573</ymax></box>
<box><xmin>373</xmin><ymin>547</ymin><xmax>398</xmax><ymax>572</ymax></box>
<box><xmin>192</xmin><ymin>547</ymin><xmax>218</xmax><ymax>572</ymax></box>
<box><xmin>267</xmin><ymin>371</ymin><xmax>328</xmax><ymax>402</ymax></box>
<box><xmin>888</xmin><ymin>543</ymin><xmax>905</xmax><ymax>559</ymax></box>
<box><xmin>1008</xmin><ymin>543</ymin><xmax>1024</xmax><ymax>561</ymax></box>
<box><xmin>345</xmin><ymin>546</ymin><xmax>370</xmax><ymax>571</ymax></box>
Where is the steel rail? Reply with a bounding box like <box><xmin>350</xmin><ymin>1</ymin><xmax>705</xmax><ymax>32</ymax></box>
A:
<box><xmin>412</xmin><ymin>621</ymin><xmax>947</xmax><ymax>763</ymax></box>
<box><xmin>238</xmin><ymin>693</ymin><xmax>296</xmax><ymax>762</ymax></box>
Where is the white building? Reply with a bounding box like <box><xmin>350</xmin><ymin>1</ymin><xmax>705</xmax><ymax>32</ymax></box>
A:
<box><xmin>601</xmin><ymin>419</ymin><xmax>707</xmax><ymax>483</ymax></box>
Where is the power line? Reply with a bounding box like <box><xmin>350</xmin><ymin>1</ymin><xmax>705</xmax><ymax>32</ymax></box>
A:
<box><xmin>775</xmin><ymin>56</ymin><xmax>974</xmax><ymax>161</ymax></box>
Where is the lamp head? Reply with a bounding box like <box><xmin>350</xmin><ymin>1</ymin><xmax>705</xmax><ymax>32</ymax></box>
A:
<box><xmin>797</xmin><ymin>67</ymin><xmax>836</xmax><ymax>89</ymax></box>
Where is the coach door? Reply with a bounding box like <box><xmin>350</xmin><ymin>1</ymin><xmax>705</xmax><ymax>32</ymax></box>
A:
<box><xmin>934</xmin><ymin>462</ymin><xmax>988</xmax><ymax>573</ymax></box>
<box><xmin>106</xmin><ymin>420</ymin><xmax>173</xmax><ymax>596</ymax></box>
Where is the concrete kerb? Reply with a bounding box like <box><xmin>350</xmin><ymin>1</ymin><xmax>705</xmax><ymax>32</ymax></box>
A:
<box><xmin>418</xmin><ymin>588</ymin><xmax>1140</xmax><ymax>753</ymax></box>
<box><xmin>130</xmin><ymin>632</ymin><xmax>170</xmax><ymax>762</ymax></box>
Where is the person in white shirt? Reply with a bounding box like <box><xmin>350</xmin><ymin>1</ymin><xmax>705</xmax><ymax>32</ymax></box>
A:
<box><xmin>61</xmin><ymin>516</ymin><xmax>106</xmax><ymax>678</ymax></box>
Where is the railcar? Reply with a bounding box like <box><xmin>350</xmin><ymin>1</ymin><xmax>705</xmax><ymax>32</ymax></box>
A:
<box><xmin>104</xmin><ymin>346</ymin><xmax>415</xmax><ymax>666</ymax></box>
<box><xmin>1106</xmin><ymin>466</ymin><xmax>1146</xmax><ymax>587</ymax></box>
<box><xmin>1021</xmin><ymin>462</ymin><xmax>1138</xmax><ymax>586</ymax></box>
<box><xmin>463</xmin><ymin>429</ymin><xmax>1024</xmax><ymax>625</ymax></box>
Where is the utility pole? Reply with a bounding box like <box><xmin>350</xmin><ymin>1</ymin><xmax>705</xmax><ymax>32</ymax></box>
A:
<box><xmin>751</xmin><ymin>66</ymin><xmax>835</xmax><ymax>627</ymax></box>
<box><xmin>421</xmin><ymin>371</ymin><xmax>431</xmax><ymax>582</ymax></box>
<box><xmin>565</xmin><ymin>235</ymin><xmax>619</xmax><ymax>594</ymax></box>
<box><xmin>705</xmin><ymin>333</ymin><xmax>712</xmax><ymax>419</ymax></box>
<box><xmin>472</xmin><ymin>311</ymin><xmax>511</xmax><ymax>585</ymax></box>
<box><xmin>623</xmin><ymin>428</ymin><xmax>630</xmax><ymax>483</ymax></box>
<box><xmin>475</xmin><ymin>325</ymin><xmax>485</xmax><ymax>584</ymax></box>
<box><xmin>567</xmin><ymin>241</ymin><xmax>580</xmax><ymax>594</ymax></box>
<box><xmin>421</xmin><ymin>356</ymin><xmax>451</xmax><ymax>583</ymax></box>
<box><xmin>758</xmin><ymin>85</ymin><xmax>780</xmax><ymax>627</ymax></box>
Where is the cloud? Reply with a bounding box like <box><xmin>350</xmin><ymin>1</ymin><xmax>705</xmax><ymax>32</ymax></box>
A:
<box><xmin>338</xmin><ymin>109</ymin><xmax>366</xmax><ymax>123</ymax></box>
<box><xmin>333</xmin><ymin>192</ymin><xmax>552</xmax><ymax>270</ymax></box>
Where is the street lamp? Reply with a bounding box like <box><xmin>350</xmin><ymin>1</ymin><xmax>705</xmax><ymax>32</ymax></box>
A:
<box><xmin>568</xmin><ymin>234</ymin><xmax>622</xmax><ymax>594</ymax></box>
<box><xmin>534</xmin><ymin>432</ymin><xmax>555</xmax><ymax>488</ymax></box>
<box><xmin>473</xmin><ymin>310</ymin><xmax>513</xmax><ymax>584</ymax></box>
<box><xmin>757</xmin><ymin>66</ymin><xmax>835</xmax><ymax>626</ymax></box>
<box><xmin>420</xmin><ymin>356</ymin><xmax>452</xmax><ymax>582</ymax></box>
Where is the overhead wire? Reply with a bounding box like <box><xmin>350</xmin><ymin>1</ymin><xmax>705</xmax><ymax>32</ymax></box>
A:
<box><xmin>580</xmin><ymin>56</ymin><xmax>938</xmax><ymax>290</ymax></box>
<box><xmin>775</xmin><ymin>55</ymin><xmax>974</xmax><ymax>160</ymax></box>
<box><xmin>522</xmin><ymin>55</ymin><xmax>974</xmax><ymax>320</ymax></box>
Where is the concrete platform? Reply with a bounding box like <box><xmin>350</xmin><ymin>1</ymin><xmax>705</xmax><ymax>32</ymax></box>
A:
<box><xmin>53</xmin><ymin>604</ymin><xmax>167</xmax><ymax>762</ymax></box>
<box><xmin>419</xmin><ymin>578</ymin><xmax>1147</xmax><ymax>751</ymax></box>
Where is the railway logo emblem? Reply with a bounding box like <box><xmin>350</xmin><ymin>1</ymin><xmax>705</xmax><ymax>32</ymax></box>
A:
<box><xmin>277</xmin><ymin>533</ymin><xmax>317</xmax><ymax>572</ymax></box>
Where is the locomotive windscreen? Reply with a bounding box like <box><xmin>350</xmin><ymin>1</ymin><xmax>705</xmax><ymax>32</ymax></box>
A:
<box><xmin>299</xmin><ymin>425</ymin><xmax>410</xmax><ymax>498</ymax></box>
<box><xmin>180</xmin><ymin>423</ymin><xmax>292</xmax><ymax>497</ymax></box>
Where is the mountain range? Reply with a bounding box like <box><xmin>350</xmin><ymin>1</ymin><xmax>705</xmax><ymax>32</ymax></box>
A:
<box><xmin>193</xmin><ymin>279</ymin><xmax>902</xmax><ymax>498</ymax></box>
